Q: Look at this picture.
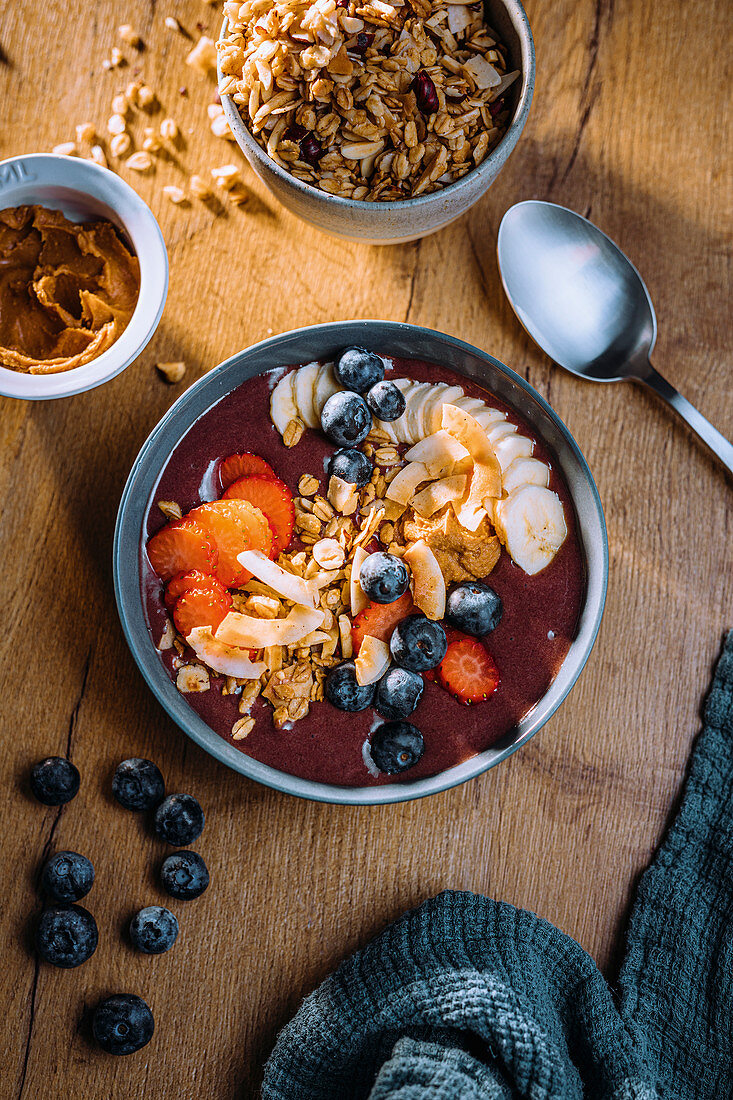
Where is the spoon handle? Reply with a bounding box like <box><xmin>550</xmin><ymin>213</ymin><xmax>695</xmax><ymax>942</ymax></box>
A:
<box><xmin>638</xmin><ymin>363</ymin><xmax>733</xmax><ymax>478</ymax></box>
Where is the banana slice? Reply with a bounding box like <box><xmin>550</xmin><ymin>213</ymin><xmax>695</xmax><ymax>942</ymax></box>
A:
<box><xmin>487</xmin><ymin>420</ymin><xmax>517</xmax><ymax>444</ymax></box>
<box><xmin>419</xmin><ymin>384</ymin><xmax>450</xmax><ymax>439</ymax></box>
<box><xmin>270</xmin><ymin>370</ymin><xmax>299</xmax><ymax>436</ymax></box>
<box><xmin>428</xmin><ymin>385</ymin><xmax>464</xmax><ymax>434</ymax></box>
<box><xmin>388</xmin><ymin>379</ymin><xmax>420</xmax><ymax>444</ymax></box>
<box><xmin>404</xmin><ymin>382</ymin><xmax>435</xmax><ymax>444</ymax></box>
<box><xmin>493</xmin><ymin>485</ymin><xmax>567</xmax><ymax>575</ymax></box>
<box><xmin>502</xmin><ymin>457</ymin><xmax>550</xmax><ymax>495</ymax></box>
<box><xmin>293</xmin><ymin>361</ymin><xmax>320</xmax><ymax>428</ymax></box>
<box><xmin>313</xmin><ymin>362</ymin><xmax>342</xmax><ymax>419</ymax></box>
<box><xmin>474</xmin><ymin>406</ymin><xmax>507</xmax><ymax>431</ymax></box>
<box><xmin>452</xmin><ymin>395</ymin><xmax>486</xmax><ymax>420</ymax></box>
<box><xmin>493</xmin><ymin>433</ymin><xmax>534</xmax><ymax>472</ymax></box>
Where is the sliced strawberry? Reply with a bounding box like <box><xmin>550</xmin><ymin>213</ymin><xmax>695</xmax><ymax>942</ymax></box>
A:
<box><xmin>164</xmin><ymin>569</ymin><xmax>217</xmax><ymax>611</ymax></box>
<box><xmin>222</xmin><ymin>475</ymin><xmax>294</xmax><ymax>557</ymax></box>
<box><xmin>219</xmin><ymin>452</ymin><xmax>276</xmax><ymax>492</ymax></box>
<box><xmin>147</xmin><ymin>518</ymin><xmax>218</xmax><ymax>583</ymax></box>
<box><xmin>191</xmin><ymin>499</ymin><xmax>272</xmax><ymax>587</ymax></box>
<box><xmin>173</xmin><ymin>582</ymin><xmax>232</xmax><ymax>638</ymax></box>
<box><xmin>351</xmin><ymin>591</ymin><xmax>414</xmax><ymax>656</ymax></box>
<box><xmin>438</xmin><ymin>635</ymin><xmax>500</xmax><ymax>705</ymax></box>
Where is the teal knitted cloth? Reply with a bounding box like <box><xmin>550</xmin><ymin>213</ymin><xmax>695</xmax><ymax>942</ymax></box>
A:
<box><xmin>262</xmin><ymin>633</ymin><xmax>733</xmax><ymax>1100</ymax></box>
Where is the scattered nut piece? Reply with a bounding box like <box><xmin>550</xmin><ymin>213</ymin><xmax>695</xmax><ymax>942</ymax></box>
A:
<box><xmin>157</xmin><ymin>618</ymin><xmax>176</xmax><ymax>651</ymax></box>
<box><xmin>298</xmin><ymin>474</ymin><xmax>319</xmax><ymax>497</ymax></box>
<box><xmin>75</xmin><ymin>122</ymin><xmax>96</xmax><ymax>144</ymax></box>
<box><xmin>127</xmin><ymin>151</ymin><xmax>153</xmax><ymax>171</ymax></box>
<box><xmin>211</xmin><ymin>114</ymin><xmax>235</xmax><ymax>140</ymax></box>
<box><xmin>52</xmin><ymin>142</ymin><xmax>77</xmax><ymax>156</ymax></box>
<box><xmin>232</xmin><ymin>716</ymin><xmax>255</xmax><ymax>740</ymax></box>
<box><xmin>90</xmin><ymin>145</ymin><xmax>108</xmax><ymax>167</ymax></box>
<box><xmin>102</xmin><ymin>47</ymin><xmax>125</xmax><ymax>70</ymax></box>
<box><xmin>160</xmin><ymin>117</ymin><xmax>179</xmax><ymax>140</ymax></box>
<box><xmin>176</xmin><ymin>664</ymin><xmax>210</xmax><ymax>693</ymax></box>
<box><xmin>210</xmin><ymin>163</ymin><xmax>241</xmax><ymax>190</ymax></box>
<box><xmin>313</xmin><ymin>539</ymin><xmax>345</xmax><ymax>570</ymax></box>
<box><xmin>185</xmin><ymin>35</ymin><xmax>217</xmax><ymax>74</ymax></box>
<box><xmin>227</xmin><ymin>185</ymin><xmax>249</xmax><ymax>206</ymax></box>
<box><xmin>107</xmin><ymin>114</ymin><xmax>127</xmax><ymax>135</ymax></box>
<box><xmin>244</xmin><ymin>594</ymin><xmax>281</xmax><ymax>619</ymax></box>
<box><xmin>207</xmin><ymin>103</ymin><xmax>224</xmax><ymax>121</ymax></box>
<box><xmin>158</xmin><ymin>500</ymin><xmax>183</xmax><ymax>521</ymax></box>
<box><xmin>125</xmin><ymin>80</ymin><xmax>143</xmax><ymax>105</ymax></box>
<box><xmin>111</xmin><ymin>93</ymin><xmax>128</xmax><ymax>116</ymax></box>
<box><xmin>137</xmin><ymin>84</ymin><xmax>157</xmax><ymax>110</ymax></box>
<box><xmin>189</xmin><ymin>174</ymin><xmax>212</xmax><ymax>199</ymax></box>
<box><xmin>165</xmin><ymin>15</ymin><xmax>184</xmax><ymax>32</ymax></box>
<box><xmin>283</xmin><ymin>418</ymin><xmax>304</xmax><ymax>448</ymax></box>
<box><xmin>110</xmin><ymin>133</ymin><xmax>132</xmax><ymax>158</ymax></box>
<box><xmin>156</xmin><ymin>360</ymin><xmax>186</xmax><ymax>383</ymax></box>
<box><xmin>163</xmin><ymin>185</ymin><xmax>187</xmax><ymax>205</ymax></box>
<box><xmin>118</xmin><ymin>24</ymin><xmax>141</xmax><ymax>47</ymax></box>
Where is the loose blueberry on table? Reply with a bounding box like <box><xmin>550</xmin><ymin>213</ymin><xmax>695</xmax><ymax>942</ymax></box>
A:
<box><xmin>92</xmin><ymin>994</ymin><xmax>154</xmax><ymax>1056</ymax></box>
<box><xmin>144</xmin><ymin>346</ymin><xmax>583</xmax><ymax>785</ymax></box>
<box><xmin>112</xmin><ymin>757</ymin><xmax>166</xmax><ymax>811</ymax></box>
<box><xmin>40</xmin><ymin>851</ymin><xmax>95</xmax><ymax>904</ymax></box>
<box><xmin>154</xmin><ymin>793</ymin><xmax>205</xmax><ymax>847</ymax></box>
<box><xmin>129</xmin><ymin>906</ymin><xmax>179</xmax><ymax>954</ymax></box>
<box><xmin>30</xmin><ymin>757</ymin><xmax>80</xmax><ymax>805</ymax></box>
<box><xmin>160</xmin><ymin>850</ymin><xmax>210</xmax><ymax>900</ymax></box>
<box><xmin>36</xmin><ymin>905</ymin><xmax>98</xmax><ymax>968</ymax></box>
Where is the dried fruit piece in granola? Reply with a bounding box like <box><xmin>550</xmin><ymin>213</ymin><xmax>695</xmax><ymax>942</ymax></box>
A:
<box><xmin>147</xmin><ymin>518</ymin><xmax>218</xmax><ymax>583</ymax></box>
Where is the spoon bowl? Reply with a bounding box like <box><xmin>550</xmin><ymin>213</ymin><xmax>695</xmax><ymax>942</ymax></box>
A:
<box><xmin>497</xmin><ymin>200</ymin><xmax>733</xmax><ymax>476</ymax></box>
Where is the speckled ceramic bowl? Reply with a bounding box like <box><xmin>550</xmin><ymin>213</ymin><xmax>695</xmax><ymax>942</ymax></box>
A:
<box><xmin>218</xmin><ymin>0</ymin><xmax>534</xmax><ymax>244</ymax></box>
<box><xmin>114</xmin><ymin>321</ymin><xmax>607</xmax><ymax>805</ymax></box>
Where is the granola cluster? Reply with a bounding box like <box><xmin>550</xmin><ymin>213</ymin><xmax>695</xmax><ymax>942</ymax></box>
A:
<box><xmin>218</xmin><ymin>0</ymin><xmax>520</xmax><ymax>200</ymax></box>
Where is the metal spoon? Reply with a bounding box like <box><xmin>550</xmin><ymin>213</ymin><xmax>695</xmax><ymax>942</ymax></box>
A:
<box><xmin>497</xmin><ymin>200</ymin><xmax>733</xmax><ymax>477</ymax></box>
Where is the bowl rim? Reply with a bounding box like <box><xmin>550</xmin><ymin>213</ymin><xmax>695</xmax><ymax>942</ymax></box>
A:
<box><xmin>218</xmin><ymin>0</ymin><xmax>535</xmax><ymax>212</ymax></box>
<box><xmin>0</xmin><ymin>153</ymin><xmax>169</xmax><ymax>402</ymax></box>
<box><xmin>113</xmin><ymin>320</ymin><xmax>608</xmax><ymax>805</ymax></box>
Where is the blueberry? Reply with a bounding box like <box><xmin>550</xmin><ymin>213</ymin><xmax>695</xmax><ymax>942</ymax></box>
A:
<box><xmin>129</xmin><ymin>906</ymin><xmax>179</xmax><ymax>954</ymax></box>
<box><xmin>30</xmin><ymin>757</ymin><xmax>79</xmax><ymax>806</ymax></box>
<box><xmin>445</xmin><ymin>581</ymin><xmax>503</xmax><ymax>636</ymax></box>
<box><xmin>390</xmin><ymin>614</ymin><xmax>447</xmax><ymax>672</ymax></box>
<box><xmin>334</xmin><ymin>347</ymin><xmax>385</xmax><ymax>393</ymax></box>
<box><xmin>160</xmin><ymin>850</ymin><xmax>209</xmax><ymax>900</ymax></box>
<box><xmin>374</xmin><ymin>667</ymin><xmax>424</xmax><ymax>720</ymax></box>
<box><xmin>324</xmin><ymin>660</ymin><xmax>376</xmax><ymax>711</ymax></box>
<box><xmin>370</xmin><ymin>721</ymin><xmax>425</xmax><ymax>774</ymax></box>
<box><xmin>92</xmin><ymin>994</ymin><xmax>154</xmax><ymax>1055</ymax></box>
<box><xmin>328</xmin><ymin>447</ymin><xmax>373</xmax><ymax>487</ymax></box>
<box><xmin>112</xmin><ymin>758</ymin><xmax>165</xmax><ymax>811</ymax></box>
<box><xmin>365</xmin><ymin>380</ymin><xmax>406</xmax><ymax>422</ymax></box>
<box><xmin>359</xmin><ymin>552</ymin><xmax>409</xmax><ymax>604</ymax></box>
<box><xmin>36</xmin><ymin>905</ymin><xmax>98</xmax><ymax>968</ymax></box>
<box><xmin>153</xmin><ymin>794</ymin><xmax>204</xmax><ymax>846</ymax></box>
<box><xmin>321</xmin><ymin>391</ymin><xmax>372</xmax><ymax>448</ymax></box>
<box><xmin>40</xmin><ymin>851</ymin><xmax>94</xmax><ymax>904</ymax></box>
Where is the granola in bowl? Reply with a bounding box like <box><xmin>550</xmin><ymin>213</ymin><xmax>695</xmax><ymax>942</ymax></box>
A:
<box><xmin>141</xmin><ymin>348</ymin><xmax>585</xmax><ymax>788</ymax></box>
<box><xmin>217</xmin><ymin>0</ymin><xmax>520</xmax><ymax>201</ymax></box>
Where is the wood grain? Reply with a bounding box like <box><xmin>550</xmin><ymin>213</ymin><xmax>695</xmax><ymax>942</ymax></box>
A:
<box><xmin>0</xmin><ymin>0</ymin><xmax>731</xmax><ymax>1096</ymax></box>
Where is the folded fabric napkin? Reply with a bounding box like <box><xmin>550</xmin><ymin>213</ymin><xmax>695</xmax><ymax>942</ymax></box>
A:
<box><xmin>262</xmin><ymin>632</ymin><xmax>733</xmax><ymax>1100</ymax></box>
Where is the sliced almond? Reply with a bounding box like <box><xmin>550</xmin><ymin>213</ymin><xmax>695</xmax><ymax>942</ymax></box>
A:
<box><xmin>350</xmin><ymin>545</ymin><xmax>369</xmax><ymax>616</ymax></box>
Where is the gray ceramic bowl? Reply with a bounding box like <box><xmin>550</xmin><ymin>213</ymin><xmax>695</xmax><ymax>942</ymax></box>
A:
<box><xmin>218</xmin><ymin>0</ymin><xmax>534</xmax><ymax>244</ymax></box>
<box><xmin>114</xmin><ymin>321</ymin><xmax>607</xmax><ymax>804</ymax></box>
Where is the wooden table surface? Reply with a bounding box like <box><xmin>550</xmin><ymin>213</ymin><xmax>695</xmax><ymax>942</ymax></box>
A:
<box><xmin>1</xmin><ymin>0</ymin><xmax>731</xmax><ymax>1096</ymax></box>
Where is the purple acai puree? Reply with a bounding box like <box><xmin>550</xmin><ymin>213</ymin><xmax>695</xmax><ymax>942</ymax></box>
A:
<box><xmin>141</xmin><ymin>358</ymin><xmax>586</xmax><ymax>787</ymax></box>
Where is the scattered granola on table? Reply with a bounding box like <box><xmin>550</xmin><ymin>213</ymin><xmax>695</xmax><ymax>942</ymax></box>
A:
<box><xmin>217</xmin><ymin>0</ymin><xmax>520</xmax><ymax>200</ymax></box>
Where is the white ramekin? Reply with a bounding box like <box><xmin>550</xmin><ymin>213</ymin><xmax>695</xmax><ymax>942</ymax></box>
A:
<box><xmin>0</xmin><ymin>154</ymin><xmax>168</xmax><ymax>400</ymax></box>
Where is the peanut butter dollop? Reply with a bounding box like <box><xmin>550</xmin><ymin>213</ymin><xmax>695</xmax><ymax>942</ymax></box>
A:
<box><xmin>0</xmin><ymin>205</ymin><xmax>140</xmax><ymax>374</ymax></box>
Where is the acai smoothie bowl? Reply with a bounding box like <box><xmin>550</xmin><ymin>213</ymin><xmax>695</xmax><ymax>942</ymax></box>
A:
<box><xmin>114</xmin><ymin>322</ymin><xmax>607</xmax><ymax>805</ymax></box>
